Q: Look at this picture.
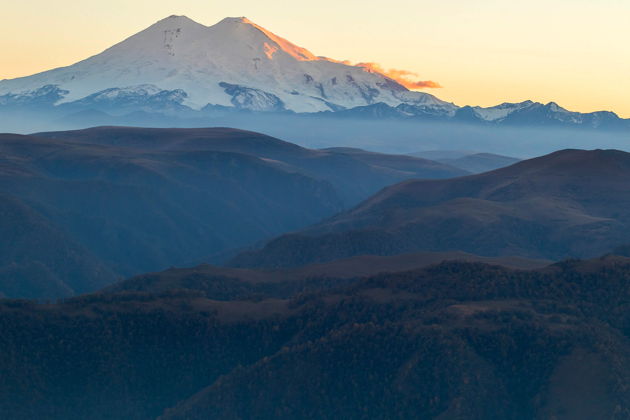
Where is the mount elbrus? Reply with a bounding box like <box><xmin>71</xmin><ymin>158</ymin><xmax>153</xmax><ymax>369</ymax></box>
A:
<box><xmin>0</xmin><ymin>16</ymin><xmax>451</xmax><ymax>114</ymax></box>
<box><xmin>0</xmin><ymin>15</ymin><xmax>627</xmax><ymax>129</ymax></box>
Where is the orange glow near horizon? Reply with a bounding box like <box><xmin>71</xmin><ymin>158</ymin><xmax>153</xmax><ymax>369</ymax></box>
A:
<box><xmin>1</xmin><ymin>0</ymin><xmax>629</xmax><ymax>117</ymax></box>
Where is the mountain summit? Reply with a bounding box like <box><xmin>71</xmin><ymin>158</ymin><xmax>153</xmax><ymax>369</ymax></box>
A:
<box><xmin>0</xmin><ymin>15</ymin><xmax>452</xmax><ymax>113</ymax></box>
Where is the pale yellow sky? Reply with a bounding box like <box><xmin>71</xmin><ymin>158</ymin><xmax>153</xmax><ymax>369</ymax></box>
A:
<box><xmin>2</xmin><ymin>0</ymin><xmax>629</xmax><ymax>116</ymax></box>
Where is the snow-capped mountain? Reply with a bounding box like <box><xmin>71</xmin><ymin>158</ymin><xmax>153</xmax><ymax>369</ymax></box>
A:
<box><xmin>0</xmin><ymin>15</ymin><xmax>627</xmax><ymax>131</ymax></box>
<box><xmin>0</xmin><ymin>15</ymin><xmax>454</xmax><ymax>114</ymax></box>
<box><xmin>470</xmin><ymin>101</ymin><xmax>536</xmax><ymax>122</ymax></box>
<box><xmin>326</xmin><ymin>100</ymin><xmax>628</xmax><ymax>130</ymax></box>
<box><xmin>455</xmin><ymin>101</ymin><xmax>628</xmax><ymax>129</ymax></box>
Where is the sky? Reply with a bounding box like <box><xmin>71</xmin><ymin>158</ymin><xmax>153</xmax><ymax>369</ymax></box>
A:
<box><xmin>2</xmin><ymin>0</ymin><xmax>629</xmax><ymax>117</ymax></box>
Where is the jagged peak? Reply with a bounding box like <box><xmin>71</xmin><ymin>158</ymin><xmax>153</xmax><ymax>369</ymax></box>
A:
<box><xmin>545</xmin><ymin>101</ymin><xmax>569</xmax><ymax>112</ymax></box>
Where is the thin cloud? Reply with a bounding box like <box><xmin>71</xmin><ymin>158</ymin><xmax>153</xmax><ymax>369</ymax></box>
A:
<box><xmin>356</xmin><ymin>62</ymin><xmax>442</xmax><ymax>89</ymax></box>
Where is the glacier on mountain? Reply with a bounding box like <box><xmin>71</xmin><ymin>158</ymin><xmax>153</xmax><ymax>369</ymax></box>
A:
<box><xmin>0</xmin><ymin>15</ymin><xmax>452</xmax><ymax>114</ymax></box>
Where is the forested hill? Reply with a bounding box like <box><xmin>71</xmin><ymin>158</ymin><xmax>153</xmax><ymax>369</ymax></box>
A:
<box><xmin>1</xmin><ymin>255</ymin><xmax>629</xmax><ymax>419</ymax></box>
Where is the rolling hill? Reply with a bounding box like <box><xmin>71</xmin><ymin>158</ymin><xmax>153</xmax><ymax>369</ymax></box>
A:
<box><xmin>0</xmin><ymin>131</ymin><xmax>340</xmax><ymax>297</ymax></box>
<box><xmin>435</xmin><ymin>152</ymin><xmax>521</xmax><ymax>173</ymax></box>
<box><xmin>36</xmin><ymin>126</ymin><xmax>467</xmax><ymax>206</ymax></box>
<box><xmin>0</xmin><ymin>127</ymin><xmax>464</xmax><ymax>298</ymax></box>
<box><xmin>104</xmin><ymin>251</ymin><xmax>550</xmax><ymax>300</ymax></box>
<box><xmin>231</xmin><ymin>148</ymin><xmax>630</xmax><ymax>268</ymax></box>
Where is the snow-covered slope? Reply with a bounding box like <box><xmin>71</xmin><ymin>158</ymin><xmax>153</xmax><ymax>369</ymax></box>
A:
<box><xmin>0</xmin><ymin>15</ymin><xmax>454</xmax><ymax>113</ymax></box>
<box><xmin>470</xmin><ymin>101</ymin><xmax>626</xmax><ymax>128</ymax></box>
<box><xmin>471</xmin><ymin>101</ymin><xmax>536</xmax><ymax>122</ymax></box>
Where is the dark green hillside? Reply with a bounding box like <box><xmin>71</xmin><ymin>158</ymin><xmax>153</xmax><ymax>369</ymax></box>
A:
<box><xmin>0</xmin><ymin>256</ymin><xmax>629</xmax><ymax>419</ymax></box>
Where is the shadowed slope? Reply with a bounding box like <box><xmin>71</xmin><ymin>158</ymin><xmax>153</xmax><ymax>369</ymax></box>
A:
<box><xmin>0</xmin><ymin>127</ymin><xmax>467</xmax><ymax>297</ymax></box>
<box><xmin>231</xmin><ymin>149</ymin><xmax>630</xmax><ymax>267</ymax></box>
<box><xmin>0</xmin><ymin>131</ymin><xmax>341</xmax><ymax>297</ymax></box>
<box><xmin>0</xmin><ymin>193</ymin><xmax>116</xmax><ymax>298</ymax></box>
<box><xmin>36</xmin><ymin>126</ymin><xmax>467</xmax><ymax>206</ymax></box>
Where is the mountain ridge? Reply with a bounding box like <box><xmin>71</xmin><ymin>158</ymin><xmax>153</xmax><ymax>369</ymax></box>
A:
<box><xmin>230</xmin><ymin>148</ymin><xmax>630</xmax><ymax>267</ymax></box>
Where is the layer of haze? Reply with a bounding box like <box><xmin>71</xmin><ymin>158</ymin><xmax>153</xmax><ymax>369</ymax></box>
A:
<box><xmin>2</xmin><ymin>0</ymin><xmax>629</xmax><ymax>117</ymax></box>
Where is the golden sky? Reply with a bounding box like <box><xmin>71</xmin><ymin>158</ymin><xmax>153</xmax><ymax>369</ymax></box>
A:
<box><xmin>2</xmin><ymin>0</ymin><xmax>629</xmax><ymax>116</ymax></box>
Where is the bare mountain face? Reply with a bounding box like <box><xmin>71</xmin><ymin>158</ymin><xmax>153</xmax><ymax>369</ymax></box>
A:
<box><xmin>231</xmin><ymin>149</ymin><xmax>630</xmax><ymax>268</ymax></box>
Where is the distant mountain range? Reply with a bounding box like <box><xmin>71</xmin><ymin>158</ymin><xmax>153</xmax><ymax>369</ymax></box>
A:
<box><xmin>0</xmin><ymin>126</ymin><xmax>465</xmax><ymax>298</ymax></box>
<box><xmin>321</xmin><ymin>100</ymin><xmax>630</xmax><ymax>130</ymax></box>
<box><xmin>232</xmin><ymin>148</ymin><xmax>630</xmax><ymax>268</ymax></box>
<box><xmin>1</xmin><ymin>15</ymin><xmax>628</xmax><ymax>131</ymax></box>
